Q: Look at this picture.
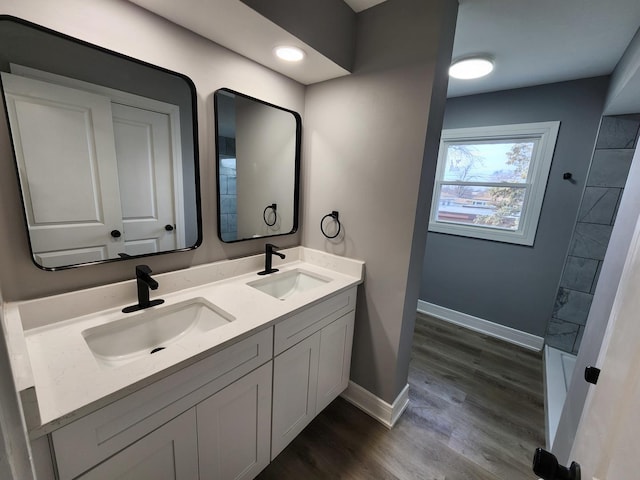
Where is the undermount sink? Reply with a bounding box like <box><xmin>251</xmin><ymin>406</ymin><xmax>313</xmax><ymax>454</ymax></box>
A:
<box><xmin>82</xmin><ymin>298</ymin><xmax>234</xmax><ymax>368</ymax></box>
<box><xmin>248</xmin><ymin>269</ymin><xmax>331</xmax><ymax>300</ymax></box>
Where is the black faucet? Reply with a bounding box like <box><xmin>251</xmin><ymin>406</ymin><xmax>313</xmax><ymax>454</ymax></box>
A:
<box><xmin>257</xmin><ymin>244</ymin><xmax>286</xmax><ymax>275</ymax></box>
<box><xmin>122</xmin><ymin>265</ymin><xmax>165</xmax><ymax>313</ymax></box>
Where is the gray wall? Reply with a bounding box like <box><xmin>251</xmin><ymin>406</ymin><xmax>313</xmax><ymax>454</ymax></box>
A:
<box><xmin>547</xmin><ymin>115</ymin><xmax>640</xmax><ymax>353</ymax></box>
<box><xmin>0</xmin><ymin>0</ymin><xmax>305</xmax><ymax>301</ymax></box>
<box><xmin>236</xmin><ymin>98</ymin><xmax>296</xmax><ymax>238</ymax></box>
<box><xmin>420</xmin><ymin>77</ymin><xmax>610</xmax><ymax>337</ymax></box>
<box><xmin>302</xmin><ymin>0</ymin><xmax>458</xmax><ymax>404</ymax></box>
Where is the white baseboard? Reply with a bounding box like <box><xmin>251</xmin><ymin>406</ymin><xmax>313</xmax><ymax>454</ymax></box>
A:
<box><xmin>417</xmin><ymin>300</ymin><xmax>544</xmax><ymax>351</ymax></box>
<box><xmin>340</xmin><ymin>381</ymin><xmax>409</xmax><ymax>429</ymax></box>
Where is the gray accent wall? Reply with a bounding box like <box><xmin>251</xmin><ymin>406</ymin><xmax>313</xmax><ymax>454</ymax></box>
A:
<box><xmin>302</xmin><ymin>0</ymin><xmax>458</xmax><ymax>404</ymax></box>
<box><xmin>547</xmin><ymin>115</ymin><xmax>640</xmax><ymax>353</ymax></box>
<box><xmin>420</xmin><ymin>77</ymin><xmax>610</xmax><ymax>337</ymax></box>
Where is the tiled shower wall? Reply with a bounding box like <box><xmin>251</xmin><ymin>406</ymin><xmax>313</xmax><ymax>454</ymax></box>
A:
<box><xmin>546</xmin><ymin>115</ymin><xmax>640</xmax><ymax>353</ymax></box>
<box><xmin>218</xmin><ymin>136</ymin><xmax>237</xmax><ymax>240</ymax></box>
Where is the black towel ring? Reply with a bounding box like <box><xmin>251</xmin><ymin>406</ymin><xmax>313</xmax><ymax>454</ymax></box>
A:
<box><xmin>320</xmin><ymin>211</ymin><xmax>341</xmax><ymax>239</ymax></box>
<box><xmin>263</xmin><ymin>203</ymin><xmax>277</xmax><ymax>227</ymax></box>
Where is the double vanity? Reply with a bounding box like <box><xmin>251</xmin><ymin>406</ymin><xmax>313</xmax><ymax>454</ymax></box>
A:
<box><xmin>2</xmin><ymin>247</ymin><xmax>364</xmax><ymax>479</ymax></box>
<box><xmin>0</xmin><ymin>15</ymin><xmax>360</xmax><ymax>480</ymax></box>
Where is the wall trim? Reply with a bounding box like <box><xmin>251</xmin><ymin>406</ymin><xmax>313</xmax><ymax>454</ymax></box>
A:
<box><xmin>340</xmin><ymin>381</ymin><xmax>409</xmax><ymax>429</ymax></box>
<box><xmin>417</xmin><ymin>300</ymin><xmax>544</xmax><ymax>351</ymax></box>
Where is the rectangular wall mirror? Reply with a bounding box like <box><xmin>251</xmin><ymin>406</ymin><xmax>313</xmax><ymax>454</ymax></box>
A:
<box><xmin>0</xmin><ymin>16</ymin><xmax>201</xmax><ymax>270</ymax></box>
<box><xmin>215</xmin><ymin>88</ymin><xmax>300</xmax><ymax>243</ymax></box>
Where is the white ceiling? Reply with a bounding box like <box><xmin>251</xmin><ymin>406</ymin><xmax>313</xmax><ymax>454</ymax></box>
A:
<box><xmin>129</xmin><ymin>0</ymin><xmax>640</xmax><ymax>107</ymax></box>
<box><xmin>448</xmin><ymin>0</ymin><xmax>640</xmax><ymax>98</ymax></box>
<box><xmin>342</xmin><ymin>0</ymin><xmax>387</xmax><ymax>13</ymax></box>
<box><xmin>343</xmin><ymin>0</ymin><xmax>640</xmax><ymax>101</ymax></box>
<box><xmin>128</xmin><ymin>0</ymin><xmax>349</xmax><ymax>85</ymax></box>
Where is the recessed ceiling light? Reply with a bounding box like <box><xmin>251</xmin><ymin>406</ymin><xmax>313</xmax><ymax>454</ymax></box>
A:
<box><xmin>274</xmin><ymin>46</ymin><xmax>305</xmax><ymax>62</ymax></box>
<box><xmin>449</xmin><ymin>57</ymin><xmax>494</xmax><ymax>80</ymax></box>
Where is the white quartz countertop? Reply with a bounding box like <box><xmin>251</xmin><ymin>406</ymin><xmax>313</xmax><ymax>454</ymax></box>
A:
<box><xmin>1</xmin><ymin>247</ymin><xmax>364</xmax><ymax>432</ymax></box>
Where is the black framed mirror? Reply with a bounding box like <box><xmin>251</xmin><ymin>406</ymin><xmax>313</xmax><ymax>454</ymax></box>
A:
<box><xmin>214</xmin><ymin>88</ymin><xmax>301</xmax><ymax>243</ymax></box>
<box><xmin>0</xmin><ymin>16</ymin><xmax>201</xmax><ymax>270</ymax></box>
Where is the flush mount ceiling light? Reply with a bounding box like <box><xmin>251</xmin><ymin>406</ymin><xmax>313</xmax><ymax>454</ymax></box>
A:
<box><xmin>449</xmin><ymin>57</ymin><xmax>494</xmax><ymax>80</ymax></box>
<box><xmin>274</xmin><ymin>46</ymin><xmax>305</xmax><ymax>62</ymax></box>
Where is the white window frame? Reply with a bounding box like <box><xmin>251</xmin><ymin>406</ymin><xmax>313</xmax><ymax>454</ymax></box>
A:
<box><xmin>428</xmin><ymin>121</ymin><xmax>560</xmax><ymax>245</ymax></box>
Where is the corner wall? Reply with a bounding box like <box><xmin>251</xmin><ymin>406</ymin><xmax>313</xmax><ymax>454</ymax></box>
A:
<box><xmin>0</xmin><ymin>0</ymin><xmax>305</xmax><ymax>301</ymax></box>
<box><xmin>302</xmin><ymin>0</ymin><xmax>458</xmax><ymax>404</ymax></box>
<box><xmin>420</xmin><ymin>77</ymin><xmax>609</xmax><ymax>337</ymax></box>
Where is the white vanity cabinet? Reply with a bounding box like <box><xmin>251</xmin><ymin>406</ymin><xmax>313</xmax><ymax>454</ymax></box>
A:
<box><xmin>39</xmin><ymin>284</ymin><xmax>359</xmax><ymax>479</ymax></box>
<box><xmin>197</xmin><ymin>363</ymin><xmax>272</xmax><ymax>480</ymax></box>
<box><xmin>51</xmin><ymin>329</ymin><xmax>273</xmax><ymax>480</ymax></box>
<box><xmin>316</xmin><ymin>310</ymin><xmax>356</xmax><ymax>413</ymax></box>
<box><xmin>271</xmin><ymin>332</ymin><xmax>320</xmax><ymax>458</ymax></box>
<box><xmin>77</xmin><ymin>409</ymin><xmax>199</xmax><ymax>480</ymax></box>
<box><xmin>271</xmin><ymin>287</ymin><xmax>356</xmax><ymax>459</ymax></box>
<box><xmin>69</xmin><ymin>363</ymin><xmax>272</xmax><ymax>480</ymax></box>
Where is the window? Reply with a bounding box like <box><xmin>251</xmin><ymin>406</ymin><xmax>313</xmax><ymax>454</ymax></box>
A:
<box><xmin>429</xmin><ymin>121</ymin><xmax>560</xmax><ymax>245</ymax></box>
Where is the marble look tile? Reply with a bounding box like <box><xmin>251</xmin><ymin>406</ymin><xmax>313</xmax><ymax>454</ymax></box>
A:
<box><xmin>228</xmin><ymin>214</ymin><xmax>237</xmax><ymax>233</ymax></box>
<box><xmin>596</xmin><ymin>116</ymin><xmax>640</xmax><ymax>149</ymax></box>
<box><xmin>612</xmin><ymin>188</ymin><xmax>623</xmax><ymax>225</ymax></box>
<box><xmin>561</xmin><ymin>256</ymin><xmax>599</xmax><ymax>293</ymax></box>
<box><xmin>220</xmin><ymin>195</ymin><xmax>237</xmax><ymax>214</ymax></box>
<box><xmin>218</xmin><ymin>174</ymin><xmax>228</xmax><ymax>194</ymax></box>
<box><xmin>545</xmin><ymin>318</ymin><xmax>580</xmax><ymax>353</ymax></box>
<box><xmin>572</xmin><ymin>326</ymin><xmax>585</xmax><ymax>355</ymax></box>
<box><xmin>553</xmin><ymin>288</ymin><xmax>593</xmax><ymax>325</ymax></box>
<box><xmin>578</xmin><ymin>187</ymin><xmax>620</xmax><ymax>225</ymax></box>
<box><xmin>227</xmin><ymin>176</ymin><xmax>237</xmax><ymax>195</ymax></box>
<box><xmin>219</xmin><ymin>213</ymin><xmax>229</xmax><ymax>233</ymax></box>
<box><xmin>219</xmin><ymin>157</ymin><xmax>235</xmax><ymax>168</ymax></box>
<box><xmin>219</xmin><ymin>157</ymin><xmax>236</xmax><ymax>174</ymax></box>
<box><xmin>569</xmin><ymin>223</ymin><xmax>613</xmax><ymax>260</ymax></box>
<box><xmin>587</xmin><ymin>149</ymin><xmax>634</xmax><ymax>188</ymax></box>
<box><xmin>591</xmin><ymin>261</ymin><xmax>603</xmax><ymax>294</ymax></box>
<box><xmin>217</xmin><ymin>137</ymin><xmax>236</xmax><ymax>157</ymax></box>
<box><xmin>218</xmin><ymin>136</ymin><xmax>229</xmax><ymax>156</ymax></box>
<box><xmin>225</xmin><ymin>137</ymin><xmax>236</xmax><ymax>156</ymax></box>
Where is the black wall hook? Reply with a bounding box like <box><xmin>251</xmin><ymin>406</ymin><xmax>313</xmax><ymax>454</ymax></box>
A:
<box><xmin>563</xmin><ymin>172</ymin><xmax>573</xmax><ymax>180</ymax></box>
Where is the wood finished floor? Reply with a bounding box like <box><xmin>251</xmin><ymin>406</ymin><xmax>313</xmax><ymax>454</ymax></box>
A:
<box><xmin>257</xmin><ymin>313</ymin><xmax>545</xmax><ymax>480</ymax></box>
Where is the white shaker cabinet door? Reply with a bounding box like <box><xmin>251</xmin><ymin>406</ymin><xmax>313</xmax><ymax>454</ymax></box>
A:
<box><xmin>316</xmin><ymin>310</ymin><xmax>355</xmax><ymax>413</ymax></box>
<box><xmin>77</xmin><ymin>409</ymin><xmax>198</xmax><ymax>480</ymax></box>
<box><xmin>197</xmin><ymin>362</ymin><xmax>273</xmax><ymax>480</ymax></box>
<box><xmin>271</xmin><ymin>331</ymin><xmax>320</xmax><ymax>460</ymax></box>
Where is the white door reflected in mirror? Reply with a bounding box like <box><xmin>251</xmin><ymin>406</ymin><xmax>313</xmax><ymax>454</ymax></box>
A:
<box><xmin>2</xmin><ymin>70</ymin><xmax>186</xmax><ymax>269</ymax></box>
<box><xmin>0</xmin><ymin>16</ymin><xmax>201</xmax><ymax>271</ymax></box>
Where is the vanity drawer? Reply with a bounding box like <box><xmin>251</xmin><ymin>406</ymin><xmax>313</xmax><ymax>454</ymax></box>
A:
<box><xmin>274</xmin><ymin>287</ymin><xmax>357</xmax><ymax>355</ymax></box>
<box><xmin>51</xmin><ymin>327</ymin><xmax>272</xmax><ymax>480</ymax></box>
